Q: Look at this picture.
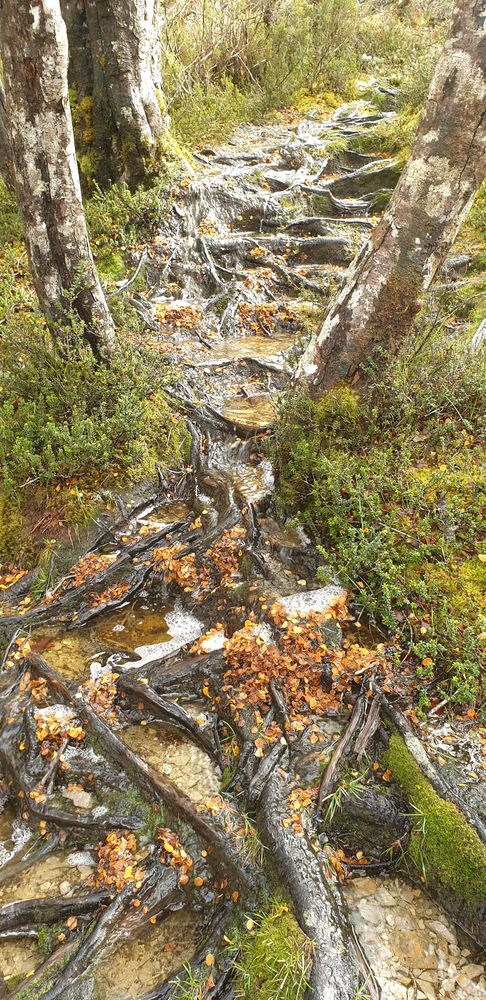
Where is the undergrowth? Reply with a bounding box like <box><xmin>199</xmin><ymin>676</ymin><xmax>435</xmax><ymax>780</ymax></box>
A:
<box><xmin>232</xmin><ymin>898</ymin><xmax>312</xmax><ymax>1000</ymax></box>
<box><xmin>272</xmin><ymin>340</ymin><xmax>485</xmax><ymax>707</ymax></box>
<box><xmin>0</xmin><ymin>176</ymin><xmax>189</xmax><ymax>566</ymax></box>
<box><xmin>165</xmin><ymin>0</ymin><xmax>449</xmax><ymax>147</ymax></box>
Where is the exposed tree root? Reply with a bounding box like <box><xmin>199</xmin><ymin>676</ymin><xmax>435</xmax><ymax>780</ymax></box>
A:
<box><xmin>258</xmin><ymin>763</ymin><xmax>361</xmax><ymax>1000</ymax></box>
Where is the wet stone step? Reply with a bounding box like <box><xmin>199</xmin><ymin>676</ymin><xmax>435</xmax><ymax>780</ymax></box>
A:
<box><xmin>205</xmin><ymin>233</ymin><xmax>355</xmax><ymax>266</ymax></box>
<box><xmin>221</xmin><ymin>394</ymin><xmax>277</xmax><ymax>432</ymax></box>
<box><xmin>188</xmin><ymin>332</ymin><xmax>295</xmax><ymax>368</ymax></box>
<box><xmin>324</xmin><ymin>158</ymin><xmax>401</xmax><ymax>197</ymax></box>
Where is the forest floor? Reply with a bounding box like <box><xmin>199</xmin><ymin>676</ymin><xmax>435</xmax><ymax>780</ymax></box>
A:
<box><xmin>0</xmin><ymin>85</ymin><xmax>485</xmax><ymax>1000</ymax></box>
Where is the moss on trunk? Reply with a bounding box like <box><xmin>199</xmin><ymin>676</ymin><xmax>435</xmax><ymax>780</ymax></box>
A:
<box><xmin>385</xmin><ymin>733</ymin><xmax>486</xmax><ymax>912</ymax></box>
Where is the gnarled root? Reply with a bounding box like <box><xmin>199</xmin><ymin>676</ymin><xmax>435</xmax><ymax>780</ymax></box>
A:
<box><xmin>258</xmin><ymin>762</ymin><xmax>361</xmax><ymax>1000</ymax></box>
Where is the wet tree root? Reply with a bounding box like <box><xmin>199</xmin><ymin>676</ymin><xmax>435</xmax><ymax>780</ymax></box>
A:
<box><xmin>118</xmin><ymin>675</ymin><xmax>222</xmax><ymax>764</ymax></box>
<box><xmin>258</xmin><ymin>763</ymin><xmax>361</xmax><ymax>1000</ymax></box>
<box><xmin>29</xmin><ymin>656</ymin><xmax>260</xmax><ymax>897</ymax></box>
<box><xmin>0</xmin><ymin>888</ymin><xmax>111</xmax><ymax>933</ymax></box>
<box><xmin>376</xmin><ymin>690</ymin><xmax>486</xmax><ymax>844</ymax></box>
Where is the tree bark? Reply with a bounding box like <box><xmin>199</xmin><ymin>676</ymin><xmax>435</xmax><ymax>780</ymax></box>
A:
<box><xmin>0</xmin><ymin>0</ymin><xmax>117</xmax><ymax>359</ymax></box>
<box><xmin>296</xmin><ymin>0</ymin><xmax>486</xmax><ymax>393</ymax></box>
<box><xmin>0</xmin><ymin>81</ymin><xmax>15</xmax><ymax>193</ymax></box>
<box><xmin>61</xmin><ymin>0</ymin><xmax>171</xmax><ymax>189</ymax></box>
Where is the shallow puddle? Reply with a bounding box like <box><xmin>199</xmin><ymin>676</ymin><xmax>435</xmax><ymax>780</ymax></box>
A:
<box><xmin>222</xmin><ymin>394</ymin><xmax>276</xmax><ymax>431</ymax></box>
<box><xmin>343</xmin><ymin>876</ymin><xmax>485</xmax><ymax>1000</ymax></box>
<box><xmin>32</xmin><ymin>627</ymin><xmax>104</xmax><ymax>680</ymax></box>
<box><xmin>121</xmin><ymin>723</ymin><xmax>220</xmax><ymax>803</ymax></box>
<box><xmin>93</xmin><ymin>909</ymin><xmax>199</xmax><ymax>999</ymax></box>
<box><xmin>0</xmin><ymin>803</ymin><xmax>31</xmax><ymax>867</ymax></box>
<box><xmin>0</xmin><ymin>851</ymin><xmax>94</xmax><ymax>906</ymax></box>
<box><xmin>94</xmin><ymin>600</ymin><xmax>172</xmax><ymax>652</ymax></box>
<box><xmin>136</xmin><ymin>500</ymin><xmax>191</xmax><ymax>531</ymax></box>
<box><xmin>0</xmin><ymin>937</ymin><xmax>39</xmax><ymax>983</ymax></box>
<box><xmin>32</xmin><ymin>599</ymin><xmax>202</xmax><ymax>678</ymax></box>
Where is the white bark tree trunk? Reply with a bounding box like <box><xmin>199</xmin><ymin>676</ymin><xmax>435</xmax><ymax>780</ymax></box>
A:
<box><xmin>62</xmin><ymin>0</ymin><xmax>170</xmax><ymax>188</ymax></box>
<box><xmin>296</xmin><ymin>0</ymin><xmax>486</xmax><ymax>393</ymax></box>
<box><xmin>0</xmin><ymin>81</ymin><xmax>15</xmax><ymax>193</ymax></box>
<box><xmin>0</xmin><ymin>0</ymin><xmax>117</xmax><ymax>359</ymax></box>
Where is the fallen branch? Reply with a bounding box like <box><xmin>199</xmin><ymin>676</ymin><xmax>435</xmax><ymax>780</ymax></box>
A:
<box><xmin>318</xmin><ymin>695</ymin><xmax>367</xmax><ymax>808</ymax></box>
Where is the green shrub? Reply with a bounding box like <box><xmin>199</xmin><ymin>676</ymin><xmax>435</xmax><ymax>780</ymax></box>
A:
<box><xmin>0</xmin><ymin>179</ymin><xmax>22</xmax><ymax>246</ymax></box>
<box><xmin>86</xmin><ymin>179</ymin><xmax>178</xmax><ymax>282</ymax></box>
<box><xmin>351</xmin><ymin>107</ymin><xmax>421</xmax><ymax>158</ymax></box>
<box><xmin>172</xmin><ymin>78</ymin><xmax>263</xmax><ymax>148</ymax></box>
<box><xmin>0</xmin><ymin>316</ymin><xmax>188</xmax><ymax>496</ymax></box>
<box><xmin>271</xmin><ymin>340</ymin><xmax>486</xmax><ymax>705</ymax></box>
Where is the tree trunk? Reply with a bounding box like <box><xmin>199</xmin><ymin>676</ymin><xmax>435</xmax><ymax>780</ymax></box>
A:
<box><xmin>296</xmin><ymin>0</ymin><xmax>486</xmax><ymax>393</ymax></box>
<box><xmin>0</xmin><ymin>81</ymin><xmax>15</xmax><ymax>193</ymax></box>
<box><xmin>61</xmin><ymin>0</ymin><xmax>171</xmax><ymax>189</ymax></box>
<box><xmin>0</xmin><ymin>0</ymin><xmax>117</xmax><ymax>360</ymax></box>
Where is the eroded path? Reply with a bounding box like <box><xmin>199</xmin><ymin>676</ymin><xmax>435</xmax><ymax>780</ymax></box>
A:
<box><xmin>0</xmin><ymin>91</ymin><xmax>485</xmax><ymax>1000</ymax></box>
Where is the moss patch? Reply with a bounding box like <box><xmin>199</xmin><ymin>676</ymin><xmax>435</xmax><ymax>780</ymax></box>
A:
<box><xmin>385</xmin><ymin>734</ymin><xmax>486</xmax><ymax>910</ymax></box>
<box><xmin>233</xmin><ymin>898</ymin><xmax>312</xmax><ymax>1000</ymax></box>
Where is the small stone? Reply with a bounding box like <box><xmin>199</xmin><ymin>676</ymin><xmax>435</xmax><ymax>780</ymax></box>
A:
<box><xmin>63</xmin><ymin>789</ymin><xmax>93</xmax><ymax>810</ymax></box>
<box><xmin>415</xmin><ymin>982</ymin><xmax>436</xmax><ymax>1000</ymax></box>
<box><xmin>440</xmin><ymin>978</ymin><xmax>456</xmax><ymax>993</ymax></box>
<box><xmin>400</xmin><ymin>978</ymin><xmax>412</xmax><ymax>986</ymax></box>
<box><xmin>461</xmin><ymin>964</ymin><xmax>484</xmax><ymax>981</ymax></box>
<box><xmin>428</xmin><ymin>920</ymin><xmax>457</xmax><ymax>944</ymax></box>
<box><xmin>59</xmin><ymin>880</ymin><xmax>71</xmax><ymax>896</ymax></box>
<box><xmin>419</xmin><ymin>970</ymin><xmax>438</xmax><ymax>983</ymax></box>
<box><xmin>374</xmin><ymin>887</ymin><xmax>396</xmax><ymax>906</ymax></box>
<box><xmin>392</xmin><ymin>986</ymin><xmax>409</xmax><ymax>1000</ymax></box>
<box><xmin>456</xmin><ymin>972</ymin><xmax>471</xmax><ymax>989</ymax></box>
<box><xmin>356</xmin><ymin>901</ymin><xmax>382</xmax><ymax>925</ymax></box>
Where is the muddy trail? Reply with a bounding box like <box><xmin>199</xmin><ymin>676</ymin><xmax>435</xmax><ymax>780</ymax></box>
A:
<box><xmin>0</xmin><ymin>90</ymin><xmax>485</xmax><ymax>1000</ymax></box>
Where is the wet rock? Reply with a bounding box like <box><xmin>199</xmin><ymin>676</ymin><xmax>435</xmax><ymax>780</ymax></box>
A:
<box><xmin>461</xmin><ymin>964</ymin><xmax>484</xmax><ymax>980</ymax></box>
<box><xmin>278</xmin><ymin>585</ymin><xmax>345</xmax><ymax>616</ymax></box>
<box><xmin>63</xmin><ymin>789</ymin><xmax>93</xmax><ymax>810</ymax></box>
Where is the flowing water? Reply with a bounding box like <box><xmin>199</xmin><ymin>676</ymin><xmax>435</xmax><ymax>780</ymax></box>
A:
<box><xmin>0</xmin><ymin>85</ymin><xmax>484</xmax><ymax>999</ymax></box>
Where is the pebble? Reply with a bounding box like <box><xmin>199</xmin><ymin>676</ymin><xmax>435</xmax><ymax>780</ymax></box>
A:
<box><xmin>461</xmin><ymin>964</ymin><xmax>484</xmax><ymax>980</ymax></box>
<box><xmin>343</xmin><ymin>875</ymin><xmax>485</xmax><ymax>1000</ymax></box>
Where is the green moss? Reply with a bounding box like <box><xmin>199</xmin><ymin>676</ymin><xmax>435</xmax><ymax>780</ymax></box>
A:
<box><xmin>37</xmin><ymin>922</ymin><xmax>65</xmax><ymax>958</ymax></box>
<box><xmin>351</xmin><ymin>107</ymin><xmax>421</xmax><ymax>158</ymax></box>
<box><xmin>385</xmin><ymin>734</ymin><xmax>486</xmax><ymax>910</ymax></box>
<box><xmin>233</xmin><ymin>898</ymin><xmax>312</xmax><ymax>1000</ymax></box>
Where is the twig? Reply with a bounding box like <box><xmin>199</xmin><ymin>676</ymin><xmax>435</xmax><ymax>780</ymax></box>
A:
<box><xmin>109</xmin><ymin>250</ymin><xmax>148</xmax><ymax>296</ymax></box>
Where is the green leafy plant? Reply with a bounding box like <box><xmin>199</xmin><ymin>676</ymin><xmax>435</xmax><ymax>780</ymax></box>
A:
<box><xmin>271</xmin><ymin>336</ymin><xmax>485</xmax><ymax>705</ymax></box>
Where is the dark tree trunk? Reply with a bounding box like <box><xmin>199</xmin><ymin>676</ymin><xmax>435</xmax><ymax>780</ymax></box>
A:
<box><xmin>61</xmin><ymin>0</ymin><xmax>171</xmax><ymax>189</ymax></box>
<box><xmin>0</xmin><ymin>81</ymin><xmax>15</xmax><ymax>193</ymax></box>
<box><xmin>0</xmin><ymin>0</ymin><xmax>117</xmax><ymax>359</ymax></box>
<box><xmin>296</xmin><ymin>0</ymin><xmax>486</xmax><ymax>393</ymax></box>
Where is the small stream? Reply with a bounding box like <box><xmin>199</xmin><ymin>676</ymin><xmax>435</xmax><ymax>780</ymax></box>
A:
<box><xmin>0</xmin><ymin>84</ymin><xmax>484</xmax><ymax>999</ymax></box>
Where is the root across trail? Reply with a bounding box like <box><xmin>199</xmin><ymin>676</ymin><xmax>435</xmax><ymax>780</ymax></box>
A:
<box><xmin>0</xmin><ymin>89</ymin><xmax>485</xmax><ymax>1000</ymax></box>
